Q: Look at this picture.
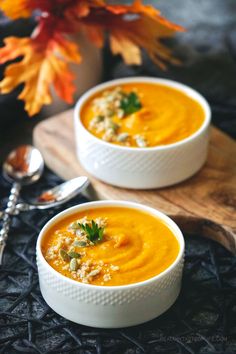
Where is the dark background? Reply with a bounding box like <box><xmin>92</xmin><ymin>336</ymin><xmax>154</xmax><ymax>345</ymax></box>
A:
<box><xmin>0</xmin><ymin>169</ymin><xmax>236</xmax><ymax>354</ymax></box>
<box><xmin>0</xmin><ymin>2</ymin><xmax>236</xmax><ymax>353</ymax></box>
<box><xmin>0</xmin><ymin>0</ymin><xmax>236</xmax><ymax>161</ymax></box>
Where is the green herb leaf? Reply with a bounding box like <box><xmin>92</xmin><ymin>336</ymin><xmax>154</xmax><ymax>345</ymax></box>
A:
<box><xmin>120</xmin><ymin>92</ymin><xmax>142</xmax><ymax>115</ymax></box>
<box><xmin>78</xmin><ymin>220</ymin><xmax>104</xmax><ymax>244</ymax></box>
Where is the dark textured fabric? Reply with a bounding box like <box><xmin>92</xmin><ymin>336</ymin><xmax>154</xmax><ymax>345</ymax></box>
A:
<box><xmin>0</xmin><ymin>168</ymin><xmax>236</xmax><ymax>354</ymax></box>
<box><xmin>0</xmin><ymin>2</ymin><xmax>236</xmax><ymax>353</ymax></box>
<box><xmin>0</xmin><ymin>0</ymin><xmax>236</xmax><ymax>140</ymax></box>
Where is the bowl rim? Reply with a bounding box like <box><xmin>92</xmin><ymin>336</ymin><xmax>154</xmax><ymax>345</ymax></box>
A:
<box><xmin>37</xmin><ymin>200</ymin><xmax>185</xmax><ymax>290</ymax></box>
<box><xmin>74</xmin><ymin>76</ymin><xmax>211</xmax><ymax>152</ymax></box>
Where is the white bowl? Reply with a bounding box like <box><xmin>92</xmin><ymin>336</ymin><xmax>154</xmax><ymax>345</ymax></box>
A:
<box><xmin>74</xmin><ymin>77</ymin><xmax>211</xmax><ymax>189</ymax></box>
<box><xmin>36</xmin><ymin>200</ymin><xmax>185</xmax><ymax>328</ymax></box>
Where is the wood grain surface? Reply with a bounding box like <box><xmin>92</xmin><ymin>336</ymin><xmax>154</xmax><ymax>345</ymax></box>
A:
<box><xmin>33</xmin><ymin>110</ymin><xmax>236</xmax><ymax>253</ymax></box>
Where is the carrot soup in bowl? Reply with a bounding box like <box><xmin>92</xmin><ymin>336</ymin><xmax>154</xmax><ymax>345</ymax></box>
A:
<box><xmin>37</xmin><ymin>201</ymin><xmax>185</xmax><ymax>328</ymax></box>
<box><xmin>81</xmin><ymin>82</ymin><xmax>205</xmax><ymax>148</ymax></box>
<box><xmin>74</xmin><ymin>77</ymin><xmax>211</xmax><ymax>189</ymax></box>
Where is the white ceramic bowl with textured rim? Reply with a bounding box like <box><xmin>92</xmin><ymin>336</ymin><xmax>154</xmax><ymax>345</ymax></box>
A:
<box><xmin>36</xmin><ymin>200</ymin><xmax>185</xmax><ymax>328</ymax></box>
<box><xmin>74</xmin><ymin>77</ymin><xmax>211</xmax><ymax>189</ymax></box>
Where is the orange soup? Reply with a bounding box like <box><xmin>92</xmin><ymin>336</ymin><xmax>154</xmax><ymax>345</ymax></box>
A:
<box><xmin>81</xmin><ymin>82</ymin><xmax>205</xmax><ymax>148</ymax></box>
<box><xmin>42</xmin><ymin>207</ymin><xmax>179</xmax><ymax>286</ymax></box>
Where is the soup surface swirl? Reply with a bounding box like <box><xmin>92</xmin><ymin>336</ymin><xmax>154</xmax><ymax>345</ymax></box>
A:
<box><xmin>42</xmin><ymin>207</ymin><xmax>179</xmax><ymax>286</ymax></box>
<box><xmin>81</xmin><ymin>82</ymin><xmax>205</xmax><ymax>148</ymax></box>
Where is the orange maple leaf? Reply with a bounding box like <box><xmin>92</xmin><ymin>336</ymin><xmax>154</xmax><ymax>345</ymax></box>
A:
<box><xmin>0</xmin><ymin>35</ymin><xmax>81</xmax><ymax>116</ymax></box>
<box><xmin>0</xmin><ymin>0</ymin><xmax>184</xmax><ymax>116</ymax></box>
<box><xmin>0</xmin><ymin>0</ymin><xmax>32</xmax><ymax>19</ymax></box>
<box><xmin>79</xmin><ymin>0</ymin><xmax>184</xmax><ymax>68</ymax></box>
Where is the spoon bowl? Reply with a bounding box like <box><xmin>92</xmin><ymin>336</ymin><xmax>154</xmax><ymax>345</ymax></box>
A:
<box><xmin>16</xmin><ymin>176</ymin><xmax>89</xmax><ymax>212</ymax></box>
<box><xmin>3</xmin><ymin>145</ymin><xmax>44</xmax><ymax>185</ymax></box>
<box><xmin>0</xmin><ymin>145</ymin><xmax>44</xmax><ymax>264</ymax></box>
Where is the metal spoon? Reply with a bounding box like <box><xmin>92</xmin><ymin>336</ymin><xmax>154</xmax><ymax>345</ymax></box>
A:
<box><xmin>14</xmin><ymin>176</ymin><xmax>89</xmax><ymax>213</ymax></box>
<box><xmin>0</xmin><ymin>145</ymin><xmax>44</xmax><ymax>264</ymax></box>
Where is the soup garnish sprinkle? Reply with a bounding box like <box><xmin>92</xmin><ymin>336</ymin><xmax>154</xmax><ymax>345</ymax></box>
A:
<box><xmin>45</xmin><ymin>217</ymin><xmax>113</xmax><ymax>284</ymax></box>
<box><xmin>42</xmin><ymin>207</ymin><xmax>180</xmax><ymax>286</ymax></box>
<box><xmin>81</xmin><ymin>82</ymin><xmax>205</xmax><ymax>148</ymax></box>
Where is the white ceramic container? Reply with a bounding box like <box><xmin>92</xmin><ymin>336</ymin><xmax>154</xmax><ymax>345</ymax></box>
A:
<box><xmin>74</xmin><ymin>77</ymin><xmax>211</xmax><ymax>189</ymax></box>
<box><xmin>37</xmin><ymin>200</ymin><xmax>185</xmax><ymax>328</ymax></box>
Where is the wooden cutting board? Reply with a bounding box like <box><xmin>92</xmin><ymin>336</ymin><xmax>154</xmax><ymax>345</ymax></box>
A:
<box><xmin>33</xmin><ymin>109</ymin><xmax>236</xmax><ymax>253</ymax></box>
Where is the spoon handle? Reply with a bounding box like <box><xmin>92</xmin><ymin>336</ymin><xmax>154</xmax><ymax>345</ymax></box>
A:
<box><xmin>0</xmin><ymin>182</ymin><xmax>21</xmax><ymax>265</ymax></box>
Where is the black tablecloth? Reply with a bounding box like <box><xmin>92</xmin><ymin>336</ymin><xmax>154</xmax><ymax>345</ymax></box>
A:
<box><xmin>0</xmin><ymin>168</ymin><xmax>236</xmax><ymax>354</ymax></box>
<box><xmin>0</xmin><ymin>1</ymin><xmax>236</xmax><ymax>353</ymax></box>
<box><xmin>0</xmin><ymin>0</ymin><xmax>236</xmax><ymax>158</ymax></box>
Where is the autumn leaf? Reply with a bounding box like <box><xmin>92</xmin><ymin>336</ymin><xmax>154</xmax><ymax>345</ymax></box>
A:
<box><xmin>0</xmin><ymin>35</ymin><xmax>81</xmax><ymax>116</ymax></box>
<box><xmin>0</xmin><ymin>0</ymin><xmax>185</xmax><ymax>115</ymax></box>
<box><xmin>110</xmin><ymin>35</ymin><xmax>141</xmax><ymax>65</ymax></box>
<box><xmin>80</xmin><ymin>0</ymin><xmax>184</xmax><ymax>68</ymax></box>
<box><xmin>0</xmin><ymin>0</ymin><xmax>32</xmax><ymax>19</ymax></box>
<box><xmin>108</xmin><ymin>13</ymin><xmax>181</xmax><ymax>69</ymax></box>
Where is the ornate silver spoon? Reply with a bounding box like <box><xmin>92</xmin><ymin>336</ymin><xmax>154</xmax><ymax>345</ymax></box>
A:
<box><xmin>14</xmin><ymin>176</ymin><xmax>89</xmax><ymax>212</ymax></box>
<box><xmin>0</xmin><ymin>145</ymin><xmax>44</xmax><ymax>264</ymax></box>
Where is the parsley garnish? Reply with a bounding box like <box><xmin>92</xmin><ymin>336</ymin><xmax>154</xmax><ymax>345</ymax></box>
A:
<box><xmin>78</xmin><ymin>220</ymin><xmax>104</xmax><ymax>244</ymax></box>
<box><xmin>120</xmin><ymin>92</ymin><xmax>142</xmax><ymax>115</ymax></box>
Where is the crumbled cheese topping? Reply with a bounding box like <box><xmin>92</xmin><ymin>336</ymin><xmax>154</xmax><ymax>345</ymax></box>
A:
<box><xmin>45</xmin><ymin>216</ymin><xmax>120</xmax><ymax>285</ymax></box>
<box><xmin>88</xmin><ymin>87</ymin><xmax>144</xmax><ymax>147</ymax></box>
